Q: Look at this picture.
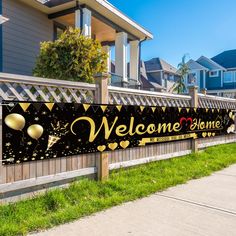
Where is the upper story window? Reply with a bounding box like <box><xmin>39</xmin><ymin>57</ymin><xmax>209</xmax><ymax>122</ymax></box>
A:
<box><xmin>209</xmin><ymin>70</ymin><xmax>219</xmax><ymax>77</ymax></box>
<box><xmin>53</xmin><ymin>22</ymin><xmax>67</xmax><ymax>40</ymax></box>
<box><xmin>169</xmin><ymin>74</ymin><xmax>175</xmax><ymax>81</ymax></box>
<box><xmin>187</xmin><ymin>72</ymin><xmax>197</xmax><ymax>84</ymax></box>
<box><xmin>223</xmin><ymin>72</ymin><xmax>234</xmax><ymax>83</ymax></box>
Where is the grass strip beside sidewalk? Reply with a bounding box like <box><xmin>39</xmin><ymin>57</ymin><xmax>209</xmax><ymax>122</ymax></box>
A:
<box><xmin>0</xmin><ymin>143</ymin><xmax>236</xmax><ymax>236</ymax></box>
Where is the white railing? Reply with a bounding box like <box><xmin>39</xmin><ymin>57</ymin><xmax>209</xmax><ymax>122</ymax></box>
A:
<box><xmin>0</xmin><ymin>73</ymin><xmax>235</xmax><ymax>110</ymax></box>
<box><xmin>198</xmin><ymin>93</ymin><xmax>236</xmax><ymax>109</ymax></box>
<box><xmin>0</xmin><ymin>73</ymin><xmax>97</xmax><ymax>103</ymax></box>
<box><xmin>108</xmin><ymin>86</ymin><xmax>192</xmax><ymax>107</ymax></box>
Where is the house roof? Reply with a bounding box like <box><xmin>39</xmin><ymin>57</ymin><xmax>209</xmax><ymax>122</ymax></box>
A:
<box><xmin>149</xmin><ymin>81</ymin><xmax>164</xmax><ymax>90</ymax></box>
<box><xmin>186</xmin><ymin>59</ymin><xmax>208</xmax><ymax>71</ymax></box>
<box><xmin>24</xmin><ymin>0</ymin><xmax>153</xmax><ymax>40</ymax></box>
<box><xmin>197</xmin><ymin>56</ymin><xmax>225</xmax><ymax>71</ymax></box>
<box><xmin>140</xmin><ymin>61</ymin><xmax>148</xmax><ymax>79</ymax></box>
<box><xmin>140</xmin><ymin>75</ymin><xmax>160</xmax><ymax>91</ymax></box>
<box><xmin>144</xmin><ymin>58</ymin><xmax>178</xmax><ymax>74</ymax></box>
<box><xmin>211</xmin><ymin>50</ymin><xmax>236</xmax><ymax>69</ymax></box>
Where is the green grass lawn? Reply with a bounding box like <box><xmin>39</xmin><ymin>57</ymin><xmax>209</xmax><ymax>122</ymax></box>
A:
<box><xmin>1</xmin><ymin>143</ymin><xmax>236</xmax><ymax>236</ymax></box>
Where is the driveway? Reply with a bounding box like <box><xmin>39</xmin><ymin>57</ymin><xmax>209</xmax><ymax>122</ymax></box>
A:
<box><xmin>31</xmin><ymin>164</ymin><xmax>236</xmax><ymax>236</ymax></box>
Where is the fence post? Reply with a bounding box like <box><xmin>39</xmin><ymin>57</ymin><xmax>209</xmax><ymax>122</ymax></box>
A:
<box><xmin>188</xmin><ymin>86</ymin><xmax>199</xmax><ymax>153</ymax></box>
<box><xmin>201</xmin><ymin>88</ymin><xmax>207</xmax><ymax>95</ymax></box>
<box><xmin>94</xmin><ymin>73</ymin><xmax>109</xmax><ymax>181</ymax></box>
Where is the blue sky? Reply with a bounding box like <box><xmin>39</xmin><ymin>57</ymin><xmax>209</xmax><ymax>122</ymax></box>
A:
<box><xmin>109</xmin><ymin>0</ymin><xmax>236</xmax><ymax>67</ymax></box>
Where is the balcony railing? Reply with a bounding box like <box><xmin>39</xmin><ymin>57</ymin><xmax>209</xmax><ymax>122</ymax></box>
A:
<box><xmin>109</xmin><ymin>73</ymin><xmax>140</xmax><ymax>89</ymax></box>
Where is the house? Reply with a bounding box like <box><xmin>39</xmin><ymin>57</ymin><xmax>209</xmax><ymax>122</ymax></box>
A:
<box><xmin>143</xmin><ymin>57</ymin><xmax>180</xmax><ymax>92</ymax></box>
<box><xmin>186</xmin><ymin>50</ymin><xmax>236</xmax><ymax>98</ymax></box>
<box><xmin>0</xmin><ymin>0</ymin><xmax>153</xmax><ymax>87</ymax></box>
<box><xmin>140</xmin><ymin>60</ymin><xmax>164</xmax><ymax>92</ymax></box>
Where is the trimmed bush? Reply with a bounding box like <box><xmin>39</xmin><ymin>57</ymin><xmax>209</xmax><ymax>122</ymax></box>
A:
<box><xmin>33</xmin><ymin>28</ymin><xmax>108</xmax><ymax>83</ymax></box>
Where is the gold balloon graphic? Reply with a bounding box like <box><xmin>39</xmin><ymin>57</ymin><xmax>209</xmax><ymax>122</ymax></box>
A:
<box><xmin>4</xmin><ymin>113</ymin><xmax>26</xmax><ymax>131</ymax></box>
<box><xmin>27</xmin><ymin>124</ymin><xmax>44</xmax><ymax>140</ymax></box>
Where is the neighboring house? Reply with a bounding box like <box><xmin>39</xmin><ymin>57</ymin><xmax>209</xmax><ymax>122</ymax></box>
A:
<box><xmin>0</xmin><ymin>0</ymin><xmax>153</xmax><ymax>87</ymax></box>
<box><xmin>139</xmin><ymin>61</ymin><xmax>163</xmax><ymax>92</ymax></box>
<box><xmin>143</xmin><ymin>58</ymin><xmax>180</xmax><ymax>92</ymax></box>
<box><xmin>186</xmin><ymin>50</ymin><xmax>236</xmax><ymax>98</ymax></box>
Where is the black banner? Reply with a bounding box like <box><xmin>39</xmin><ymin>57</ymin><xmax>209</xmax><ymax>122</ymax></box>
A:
<box><xmin>2</xmin><ymin>102</ymin><xmax>235</xmax><ymax>164</ymax></box>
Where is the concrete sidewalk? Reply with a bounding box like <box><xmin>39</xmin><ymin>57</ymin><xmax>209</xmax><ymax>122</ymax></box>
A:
<box><xmin>32</xmin><ymin>165</ymin><xmax>236</xmax><ymax>236</ymax></box>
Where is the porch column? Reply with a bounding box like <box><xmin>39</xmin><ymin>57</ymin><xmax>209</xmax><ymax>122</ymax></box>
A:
<box><xmin>203</xmin><ymin>70</ymin><xmax>206</xmax><ymax>88</ymax></box>
<box><xmin>75</xmin><ymin>8</ymin><xmax>92</xmax><ymax>37</ymax></box>
<box><xmin>129</xmin><ymin>40</ymin><xmax>140</xmax><ymax>81</ymax></box>
<box><xmin>115</xmin><ymin>32</ymin><xmax>128</xmax><ymax>84</ymax></box>
<box><xmin>221</xmin><ymin>70</ymin><xmax>224</xmax><ymax>87</ymax></box>
<box><xmin>102</xmin><ymin>46</ymin><xmax>111</xmax><ymax>73</ymax></box>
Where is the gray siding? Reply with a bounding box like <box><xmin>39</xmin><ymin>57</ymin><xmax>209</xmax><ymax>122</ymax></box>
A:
<box><xmin>2</xmin><ymin>0</ymin><xmax>53</xmax><ymax>75</ymax></box>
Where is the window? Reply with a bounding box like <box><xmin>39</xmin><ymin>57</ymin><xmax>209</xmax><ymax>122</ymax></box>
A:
<box><xmin>169</xmin><ymin>74</ymin><xmax>174</xmax><ymax>81</ymax></box>
<box><xmin>223</xmin><ymin>72</ymin><xmax>233</xmax><ymax>83</ymax></box>
<box><xmin>209</xmin><ymin>70</ymin><xmax>219</xmax><ymax>77</ymax></box>
<box><xmin>188</xmin><ymin>72</ymin><xmax>197</xmax><ymax>84</ymax></box>
<box><xmin>53</xmin><ymin>22</ymin><xmax>66</xmax><ymax>40</ymax></box>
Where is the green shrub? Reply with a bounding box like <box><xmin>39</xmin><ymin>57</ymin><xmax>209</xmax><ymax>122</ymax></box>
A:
<box><xmin>33</xmin><ymin>28</ymin><xmax>108</xmax><ymax>83</ymax></box>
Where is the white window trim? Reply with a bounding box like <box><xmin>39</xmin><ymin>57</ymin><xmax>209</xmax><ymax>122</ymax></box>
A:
<box><xmin>223</xmin><ymin>71</ymin><xmax>234</xmax><ymax>83</ymax></box>
<box><xmin>209</xmin><ymin>70</ymin><xmax>219</xmax><ymax>77</ymax></box>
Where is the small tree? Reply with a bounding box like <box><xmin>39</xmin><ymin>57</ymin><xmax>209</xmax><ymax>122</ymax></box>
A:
<box><xmin>172</xmin><ymin>55</ymin><xmax>189</xmax><ymax>94</ymax></box>
<box><xmin>33</xmin><ymin>28</ymin><xmax>108</xmax><ymax>83</ymax></box>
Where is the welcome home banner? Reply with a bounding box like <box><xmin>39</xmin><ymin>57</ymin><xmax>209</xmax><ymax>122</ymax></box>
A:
<box><xmin>2</xmin><ymin>102</ymin><xmax>235</xmax><ymax>165</ymax></box>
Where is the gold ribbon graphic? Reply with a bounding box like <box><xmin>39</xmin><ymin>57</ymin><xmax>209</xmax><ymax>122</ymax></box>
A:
<box><xmin>139</xmin><ymin>133</ymin><xmax>198</xmax><ymax>146</ymax></box>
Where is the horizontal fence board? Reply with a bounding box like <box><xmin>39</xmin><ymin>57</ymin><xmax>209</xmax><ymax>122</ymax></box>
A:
<box><xmin>109</xmin><ymin>150</ymin><xmax>192</xmax><ymax>170</ymax></box>
<box><xmin>108</xmin><ymin>140</ymin><xmax>193</xmax><ymax>165</ymax></box>
<box><xmin>0</xmin><ymin>168</ymin><xmax>97</xmax><ymax>195</ymax></box>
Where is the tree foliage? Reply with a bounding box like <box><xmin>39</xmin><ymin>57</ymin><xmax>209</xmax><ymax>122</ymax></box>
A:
<box><xmin>33</xmin><ymin>28</ymin><xmax>108</xmax><ymax>83</ymax></box>
<box><xmin>173</xmin><ymin>55</ymin><xmax>189</xmax><ymax>94</ymax></box>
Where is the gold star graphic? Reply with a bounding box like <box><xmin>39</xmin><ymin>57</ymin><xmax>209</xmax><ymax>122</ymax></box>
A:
<box><xmin>5</xmin><ymin>142</ymin><xmax>11</xmax><ymax>147</ymax></box>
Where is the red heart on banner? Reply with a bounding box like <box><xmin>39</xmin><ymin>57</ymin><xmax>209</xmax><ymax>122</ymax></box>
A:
<box><xmin>180</xmin><ymin>117</ymin><xmax>193</xmax><ymax>127</ymax></box>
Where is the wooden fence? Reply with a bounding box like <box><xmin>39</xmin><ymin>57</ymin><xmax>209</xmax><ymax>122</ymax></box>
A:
<box><xmin>0</xmin><ymin>72</ymin><xmax>236</xmax><ymax>203</ymax></box>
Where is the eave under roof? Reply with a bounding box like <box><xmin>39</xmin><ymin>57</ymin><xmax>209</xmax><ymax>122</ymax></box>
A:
<box><xmin>23</xmin><ymin>0</ymin><xmax>153</xmax><ymax>40</ymax></box>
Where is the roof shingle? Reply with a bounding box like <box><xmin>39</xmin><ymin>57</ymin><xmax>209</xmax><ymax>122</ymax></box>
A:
<box><xmin>144</xmin><ymin>58</ymin><xmax>178</xmax><ymax>74</ymax></box>
<box><xmin>211</xmin><ymin>50</ymin><xmax>236</xmax><ymax>69</ymax></box>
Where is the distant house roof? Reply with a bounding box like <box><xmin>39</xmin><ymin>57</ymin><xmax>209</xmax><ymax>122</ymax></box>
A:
<box><xmin>149</xmin><ymin>81</ymin><xmax>164</xmax><ymax>90</ymax></box>
<box><xmin>140</xmin><ymin>61</ymin><xmax>148</xmax><ymax>79</ymax></box>
<box><xmin>186</xmin><ymin>59</ymin><xmax>208</xmax><ymax>71</ymax></box>
<box><xmin>140</xmin><ymin>76</ymin><xmax>163</xmax><ymax>92</ymax></box>
<box><xmin>140</xmin><ymin>61</ymin><xmax>163</xmax><ymax>92</ymax></box>
<box><xmin>197</xmin><ymin>56</ymin><xmax>225</xmax><ymax>71</ymax></box>
<box><xmin>144</xmin><ymin>58</ymin><xmax>178</xmax><ymax>74</ymax></box>
<box><xmin>211</xmin><ymin>50</ymin><xmax>236</xmax><ymax>69</ymax></box>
